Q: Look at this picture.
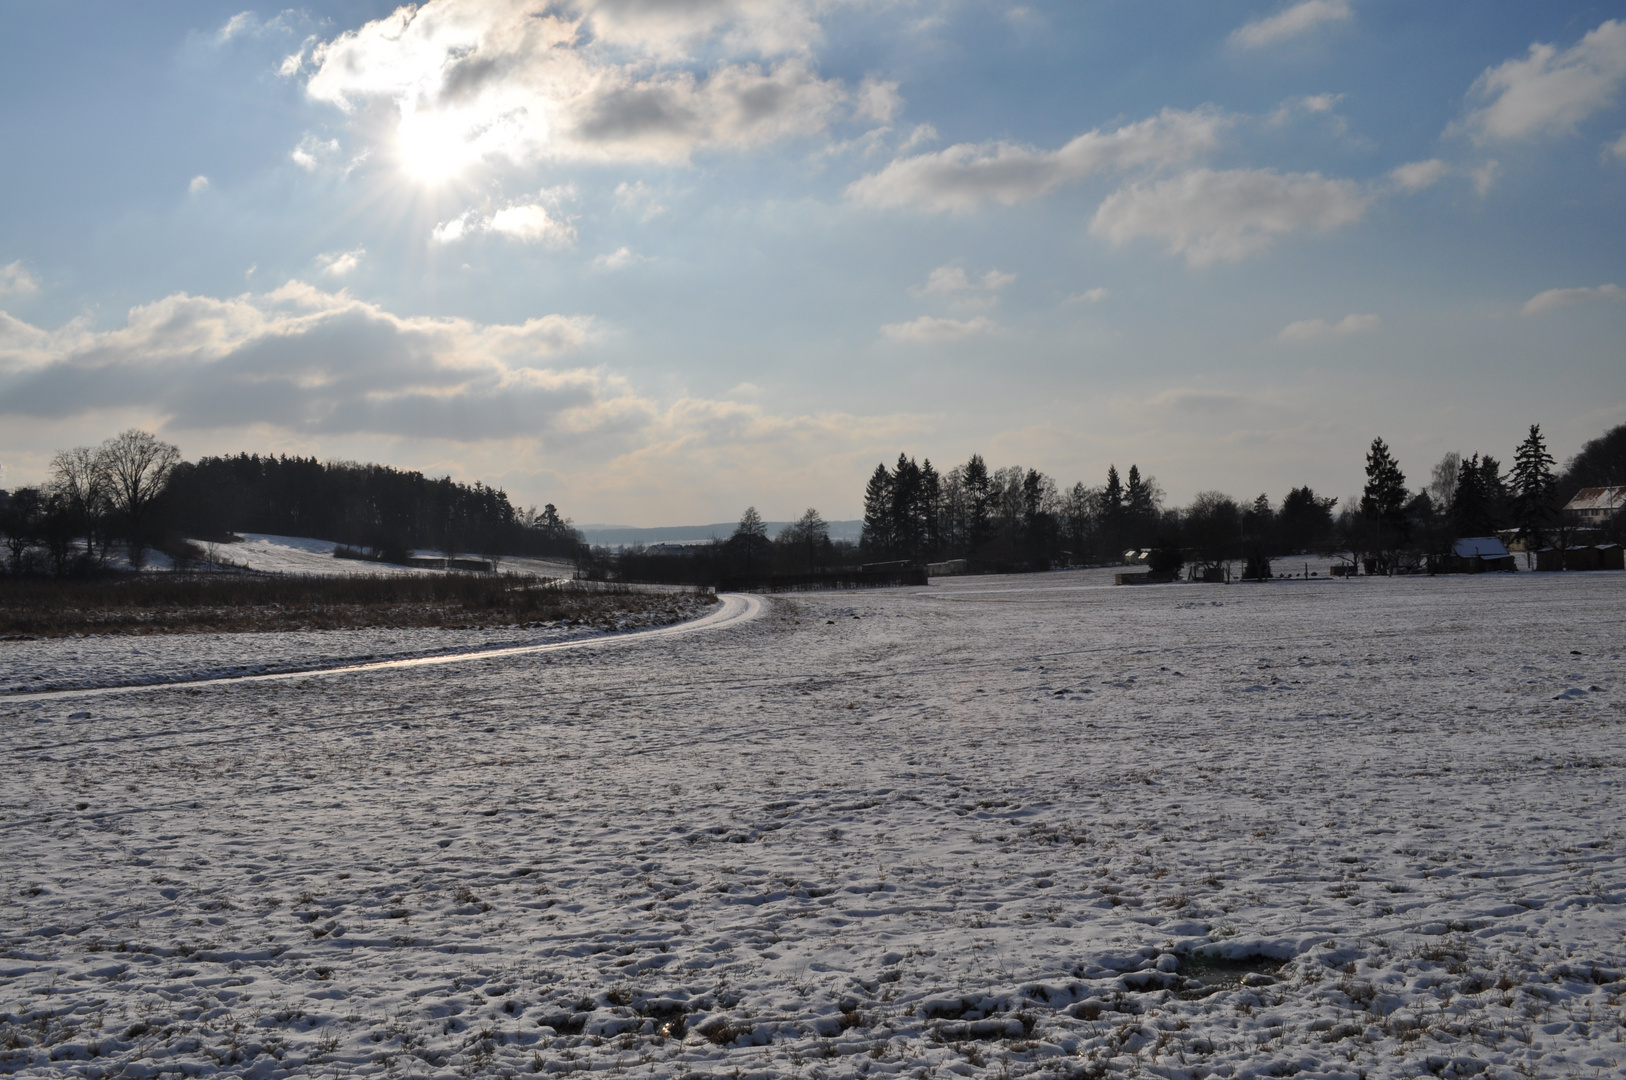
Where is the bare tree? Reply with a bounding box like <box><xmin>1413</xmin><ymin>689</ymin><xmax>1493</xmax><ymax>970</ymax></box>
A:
<box><xmin>731</xmin><ymin>506</ymin><xmax>769</xmax><ymax>575</ymax></box>
<box><xmin>1428</xmin><ymin>452</ymin><xmax>1461</xmax><ymax>517</ymax></box>
<box><xmin>779</xmin><ymin>507</ymin><xmax>830</xmax><ymax>572</ymax></box>
<box><xmin>49</xmin><ymin>445</ymin><xmax>111</xmax><ymax>560</ymax></box>
<box><xmin>99</xmin><ymin>429</ymin><xmax>180</xmax><ymax>561</ymax></box>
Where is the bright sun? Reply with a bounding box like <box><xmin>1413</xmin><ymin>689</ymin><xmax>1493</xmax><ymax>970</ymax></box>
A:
<box><xmin>396</xmin><ymin>110</ymin><xmax>475</xmax><ymax>185</ymax></box>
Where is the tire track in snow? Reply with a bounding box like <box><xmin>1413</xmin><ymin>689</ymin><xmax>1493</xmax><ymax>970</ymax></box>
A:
<box><xmin>3</xmin><ymin>592</ymin><xmax>763</xmax><ymax>703</ymax></box>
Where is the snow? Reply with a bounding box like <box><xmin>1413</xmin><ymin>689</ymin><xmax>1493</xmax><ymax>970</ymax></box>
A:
<box><xmin>147</xmin><ymin>534</ymin><xmax>576</xmax><ymax>580</ymax></box>
<box><xmin>2</xmin><ymin>570</ymin><xmax>1624</xmax><ymax>1079</ymax></box>
<box><xmin>2</xmin><ymin>592</ymin><xmax>720</xmax><ymax>697</ymax></box>
<box><xmin>221</xmin><ymin>534</ymin><xmax>383</xmax><ymax>576</ymax></box>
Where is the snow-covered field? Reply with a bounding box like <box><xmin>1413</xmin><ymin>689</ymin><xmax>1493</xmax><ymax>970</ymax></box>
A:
<box><xmin>172</xmin><ymin>535</ymin><xmax>575</xmax><ymax>581</ymax></box>
<box><xmin>1</xmin><ymin>594</ymin><xmax>714</xmax><ymax>697</ymax></box>
<box><xmin>2</xmin><ymin>570</ymin><xmax>1623</xmax><ymax>1079</ymax></box>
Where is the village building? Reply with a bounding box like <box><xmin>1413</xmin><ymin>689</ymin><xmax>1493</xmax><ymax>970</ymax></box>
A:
<box><xmin>1434</xmin><ymin>536</ymin><xmax>1517</xmax><ymax>574</ymax></box>
<box><xmin>1536</xmin><ymin>543</ymin><xmax>1626</xmax><ymax>572</ymax></box>
<box><xmin>1563</xmin><ymin>486</ymin><xmax>1626</xmax><ymax>523</ymax></box>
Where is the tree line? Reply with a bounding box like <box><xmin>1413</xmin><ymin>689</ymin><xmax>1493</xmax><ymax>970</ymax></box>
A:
<box><xmin>856</xmin><ymin>421</ymin><xmax>1624</xmax><ymax>575</ymax></box>
<box><xmin>0</xmin><ymin>430</ymin><xmax>583</xmax><ymax>575</ymax></box>
<box><xmin>1352</xmin><ymin>422</ymin><xmax>1624</xmax><ymax>571</ymax></box>
<box><xmin>6</xmin><ymin>420</ymin><xmax>1621</xmax><ymax>581</ymax></box>
<box><xmin>582</xmin><ymin>507</ymin><xmax>852</xmax><ymax>585</ymax></box>
<box><xmin>855</xmin><ymin>450</ymin><xmax>1340</xmax><ymax>574</ymax></box>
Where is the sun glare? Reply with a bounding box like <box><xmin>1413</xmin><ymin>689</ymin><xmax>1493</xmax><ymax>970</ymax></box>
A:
<box><xmin>396</xmin><ymin>110</ymin><xmax>475</xmax><ymax>185</ymax></box>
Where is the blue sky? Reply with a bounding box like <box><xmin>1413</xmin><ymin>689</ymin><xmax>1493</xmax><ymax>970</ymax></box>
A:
<box><xmin>1</xmin><ymin>1</ymin><xmax>1623</xmax><ymax>524</ymax></box>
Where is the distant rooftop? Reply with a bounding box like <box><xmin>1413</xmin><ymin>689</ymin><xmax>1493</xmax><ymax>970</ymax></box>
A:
<box><xmin>1453</xmin><ymin>536</ymin><xmax>1510</xmax><ymax>559</ymax></box>
<box><xmin>1564</xmin><ymin>486</ymin><xmax>1626</xmax><ymax>518</ymax></box>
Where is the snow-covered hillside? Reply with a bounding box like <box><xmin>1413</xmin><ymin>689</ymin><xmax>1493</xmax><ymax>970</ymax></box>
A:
<box><xmin>190</xmin><ymin>534</ymin><xmax>574</xmax><ymax>580</ymax></box>
<box><xmin>2</xmin><ymin>570</ymin><xmax>1623</xmax><ymax>1078</ymax></box>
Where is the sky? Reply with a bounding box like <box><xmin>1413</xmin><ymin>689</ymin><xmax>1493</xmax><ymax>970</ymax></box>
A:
<box><xmin>1</xmin><ymin>1</ymin><xmax>1624</xmax><ymax>525</ymax></box>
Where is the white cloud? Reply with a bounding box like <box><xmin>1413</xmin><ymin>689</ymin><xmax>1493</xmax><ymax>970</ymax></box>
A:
<box><xmin>910</xmin><ymin>265</ymin><xmax>1013</xmax><ymax>296</ymax></box>
<box><xmin>1389</xmin><ymin>158</ymin><xmax>1449</xmax><ymax>191</ymax></box>
<box><xmin>1608</xmin><ymin>130</ymin><xmax>1626</xmax><ymax>158</ymax></box>
<box><xmin>1230</xmin><ymin>1</ymin><xmax>1352</xmax><ymax>49</ymax></box>
<box><xmin>432</xmin><ymin>198</ymin><xmax>577</xmax><ymax>248</ymax></box>
<box><xmin>1277</xmin><ymin>313</ymin><xmax>1380</xmax><ymax>341</ymax></box>
<box><xmin>301</xmin><ymin>0</ymin><xmax>869</xmax><ymax>171</ymax></box>
<box><xmin>0</xmin><ymin>282</ymin><xmax>606</xmax><ymax>443</ymax></box>
<box><xmin>431</xmin><ymin>216</ymin><xmax>472</xmax><ymax>245</ymax></box>
<box><xmin>880</xmin><ymin>315</ymin><xmax>996</xmax><ymax>342</ymax></box>
<box><xmin>0</xmin><ymin>280</ymin><xmax>929</xmax><ymax>523</ymax></box>
<box><xmin>1089</xmin><ymin>167</ymin><xmax>1370</xmax><ymax>265</ymax></box>
<box><xmin>214</xmin><ymin>9</ymin><xmax>304</xmax><ymax>45</ymax></box>
<box><xmin>317</xmin><ymin>247</ymin><xmax>366</xmax><ymax>277</ymax></box>
<box><xmin>1470</xmin><ymin>160</ymin><xmax>1500</xmax><ymax>195</ymax></box>
<box><xmin>593</xmin><ymin>247</ymin><xmax>645</xmax><ymax>270</ymax></box>
<box><xmin>847</xmin><ymin>107</ymin><xmax>1231</xmax><ymax>212</ymax></box>
<box><xmin>577</xmin><ymin>0</ymin><xmax>827</xmax><ymax>59</ymax></box>
<box><xmin>614</xmin><ymin>181</ymin><xmax>668</xmax><ymax>221</ymax></box>
<box><xmin>291</xmin><ymin>136</ymin><xmax>341</xmax><ymax>172</ymax></box>
<box><xmin>0</xmin><ymin>261</ymin><xmax>40</xmax><ymax>297</ymax></box>
<box><xmin>1521</xmin><ymin>283</ymin><xmax>1624</xmax><ymax>315</ymax></box>
<box><xmin>1267</xmin><ymin>92</ymin><xmax>1343</xmax><ymax>126</ymax></box>
<box><xmin>898</xmin><ymin>123</ymin><xmax>937</xmax><ymax>153</ymax></box>
<box><xmin>488</xmin><ymin>204</ymin><xmax>576</xmax><ymax>246</ymax></box>
<box><xmin>217</xmin><ymin>12</ymin><xmax>258</xmax><ymax>44</ymax></box>
<box><xmin>1464</xmin><ymin>20</ymin><xmax>1626</xmax><ymax>141</ymax></box>
<box><xmin>854</xmin><ymin>76</ymin><xmax>902</xmax><ymax>124</ymax></box>
<box><xmin>1065</xmin><ymin>288</ymin><xmax>1109</xmax><ymax>305</ymax></box>
<box><xmin>188</xmin><ymin>175</ymin><xmax>210</xmax><ymax>195</ymax></box>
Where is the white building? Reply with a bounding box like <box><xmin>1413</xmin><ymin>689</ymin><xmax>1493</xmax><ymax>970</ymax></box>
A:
<box><xmin>1563</xmin><ymin>486</ymin><xmax>1626</xmax><ymax>522</ymax></box>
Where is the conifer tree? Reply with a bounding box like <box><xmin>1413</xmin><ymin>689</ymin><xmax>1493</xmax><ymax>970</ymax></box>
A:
<box><xmin>861</xmin><ymin>464</ymin><xmax>893</xmax><ymax>557</ymax></box>
<box><xmin>1361</xmin><ymin>437</ymin><xmax>1408</xmax><ymax>568</ymax></box>
<box><xmin>1451</xmin><ymin>453</ymin><xmax>1488</xmax><ymax>537</ymax></box>
<box><xmin>919</xmin><ymin>459</ymin><xmax>942</xmax><ymax>557</ymax></box>
<box><xmin>1102</xmin><ymin>464</ymin><xmax>1124</xmax><ymax>558</ymax></box>
<box><xmin>1125</xmin><ymin>465</ymin><xmax>1147</xmax><ymax>514</ymax></box>
<box><xmin>1510</xmin><ymin>424</ymin><xmax>1556</xmax><ymax>556</ymax></box>
<box><xmin>891</xmin><ymin>454</ymin><xmax>924</xmax><ymax>560</ymax></box>
<box><xmin>1452</xmin><ymin>454</ymin><xmax>1508</xmax><ymax>537</ymax></box>
<box><xmin>1361</xmin><ymin>438</ymin><xmax>1407</xmax><ymax>525</ymax></box>
<box><xmin>963</xmin><ymin>454</ymin><xmax>992</xmax><ymax>549</ymax></box>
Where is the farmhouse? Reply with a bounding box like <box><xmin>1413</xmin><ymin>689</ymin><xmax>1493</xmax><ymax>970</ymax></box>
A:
<box><xmin>1563</xmin><ymin>486</ymin><xmax>1626</xmax><ymax>522</ymax></box>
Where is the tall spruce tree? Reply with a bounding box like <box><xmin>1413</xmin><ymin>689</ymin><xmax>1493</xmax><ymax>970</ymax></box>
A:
<box><xmin>1452</xmin><ymin>454</ymin><xmax>1507</xmax><ymax>537</ymax></box>
<box><xmin>1361</xmin><ymin>437</ymin><xmax>1408</xmax><ymax>566</ymax></box>
<box><xmin>1103</xmin><ymin>465</ymin><xmax>1123</xmax><ymax>517</ymax></box>
<box><xmin>861</xmin><ymin>464</ymin><xmax>894</xmax><ymax>557</ymax></box>
<box><xmin>1451</xmin><ymin>453</ymin><xmax>1489</xmax><ymax>537</ymax></box>
<box><xmin>1510</xmin><ymin>424</ymin><xmax>1556</xmax><ymax>556</ymax></box>
<box><xmin>1124</xmin><ymin>465</ymin><xmax>1158</xmax><ymax>548</ymax></box>
<box><xmin>963</xmin><ymin>454</ymin><xmax>992</xmax><ymax>550</ymax></box>
<box><xmin>1125</xmin><ymin>466</ymin><xmax>1148</xmax><ymax>515</ymax></box>
<box><xmin>1102</xmin><ymin>464</ymin><xmax>1124</xmax><ymax>557</ymax></box>
<box><xmin>919</xmin><ymin>458</ymin><xmax>942</xmax><ymax>557</ymax></box>
<box><xmin>891</xmin><ymin>454</ymin><xmax>924</xmax><ymax>560</ymax></box>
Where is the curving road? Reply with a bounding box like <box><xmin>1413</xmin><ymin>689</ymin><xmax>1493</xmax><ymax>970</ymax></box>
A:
<box><xmin>11</xmin><ymin>591</ymin><xmax>764</xmax><ymax>702</ymax></box>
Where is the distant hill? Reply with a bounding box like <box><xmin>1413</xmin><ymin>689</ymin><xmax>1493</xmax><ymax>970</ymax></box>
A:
<box><xmin>579</xmin><ymin>520</ymin><xmax>863</xmax><ymax>548</ymax></box>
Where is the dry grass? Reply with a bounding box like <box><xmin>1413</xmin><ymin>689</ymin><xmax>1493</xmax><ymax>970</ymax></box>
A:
<box><xmin>0</xmin><ymin>573</ymin><xmax>712</xmax><ymax>637</ymax></box>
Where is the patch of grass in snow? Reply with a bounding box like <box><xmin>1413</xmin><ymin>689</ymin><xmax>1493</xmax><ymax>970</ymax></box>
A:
<box><xmin>0</xmin><ymin>574</ymin><xmax>713</xmax><ymax>636</ymax></box>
